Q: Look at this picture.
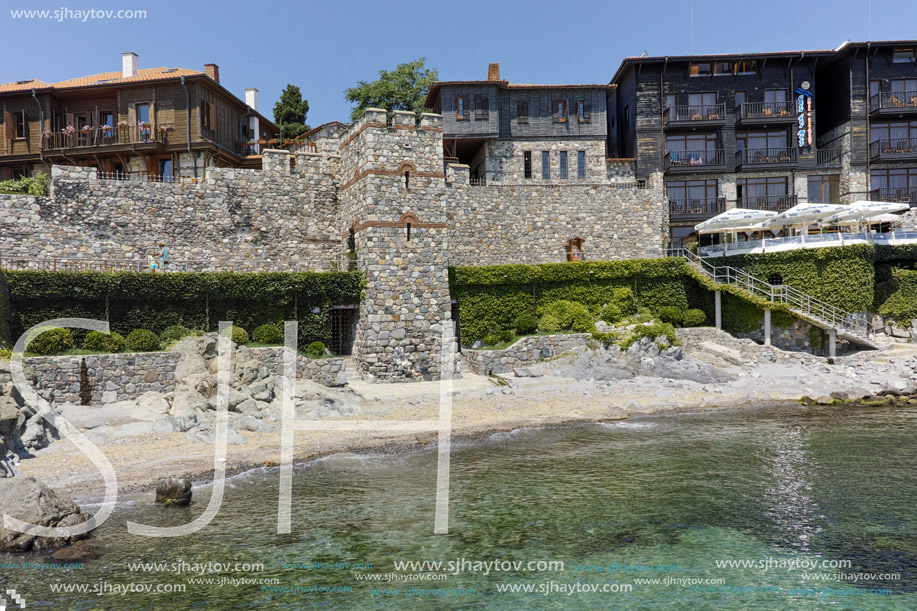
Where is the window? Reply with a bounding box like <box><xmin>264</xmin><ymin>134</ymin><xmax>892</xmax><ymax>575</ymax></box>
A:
<box><xmin>136</xmin><ymin>103</ymin><xmax>150</xmax><ymax>126</ymax></box>
<box><xmin>576</xmin><ymin>100</ymin><xmax>590</xmax><ymax>123</ymax></box>
<box><xmin>688</xmin><ymin>92</ymin><xmax>717</xmax><ymax>112</ymax></box>
<box><xmin>666</xmin><ymin>132</ymin><xmax>718</xmax><ymax>152</ymax></box>
<box><xmin>737</xmin><ymin>130</ymin><xmax>788</xmax><ymax>151</ymax></box>
<box><xmin>764</xmin><ymin>89</ymin><xmax>787</xmax><ymax>114</ymax></box>
<box><xmin>667</xmin><ymin>179</ymin><xmax>718</xmax><ymax>204</ymax></box>
<box><xmin>736</xmin><ymin>177</ymin><xmax>788</xmax><ymax>204</ymax></box>
<box><xmin>736</xmin><ymin>60</ymin><xmax>757</xmax><ymax>75</ymax></box>
<box><xmin>456</xmin><ymin>96</ymin><xmax>468</xmax><ymax>120</ymax></box>
<box><xmin>14</xmin><ymin>110</ymin><xmax>26</xmax><ymax>138</ymax></box>
<box><xmin>559</xmin><ymin>151</ymin><xmax>568</xmax><ymax>179</ymax></box>
<box><xmin>807</xmin><ymin>175</ymin><xmax>839</xmax><ymax>203</ymax></box>
<box><xmin>767</xmin><ymin>273</ymin><xmax>784</xmax><ymax>286</ymax></box>
<box><xmin>523</xmin><ymin>151</ymin><xmax>532</xmax><ymax>179</ymax></box>
<box><xmin>665</xmin><ymin>94</ymin><xmax>676</xmax><ymax>109</ymax></box>
<box><xmin>542</xmin><ymin>151</ymin><xmax>550</xmax><ymax>179</ymax></box>
<box><xmin>517</xmin><ymin>100</ymin><xmax>529</xmax><ymax>124</ymax></box>
<box><xmin>623</xmin><ymin>104</ymin><xmax>630</xmax><ymax>132</ymax></box>
<box><xmin>199</xmin><ymin>101</ymin><xmax>213</xmax><ymax>130</ymax></box>
<box><xmin>870</xmin><ymin>120</ymin><xmax>917</xmax><ymax>142</ymax></box>
<box><xmin>577</xmin><ymin>150</ymin><xmax>586</xmax><ymax>178</ymax></box>
<box><xmin>870</xmin><ymin>80</ymin><xmax>881</xmax><ymax>99</ymax></box>
<box><xmin>159</xmin><ymin>158</ymin><xmax>173</xmax><ymax>183</ymax></box>
<box><xmin>99</xmin><ymin>111</ymin><xmax>114</xmax><ymax>131</ymax></box>
<box><xmin>474</xmin><ymin>95</ymin><xmax>489</xmax><ymax>121</ymax></box>
<box><xmin>689</xmin><ymin>63</ymin><xmax>713</xmax><ymax>77</ymax></box>
<box><xmin>553</xmin><ymin>100</ymin><xmax>567</xmax><ymax>123</ymax></box>
<box><xmin>715</xmin><ymin>61</ymin><xmax>734</xmax><ymax>76</ymax></box>
<box><xmin>892</xmin><ymin>48</ymin><xmax>916</xmax><ymax>63</ymax></box>
<box><xmin>735</xmin><ymin>91</ymin><xmax>746</xmax><ymax>110</ymax></box>
<box><xmin>871</xmin><ymin>168</ymin><xmax>917</xmax><ymax>198</ymax></box>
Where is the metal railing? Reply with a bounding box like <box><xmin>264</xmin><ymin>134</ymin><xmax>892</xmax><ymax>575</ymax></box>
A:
<box><xmin>869</xmin><ymin>138</ymin><xmax>917</xmax><ymax>159</ymax></box>
<box><xmin>469</xmin><ymin>177</ymin><xmax>487</xmax><ymax>186</ymax></box>
<box><xmin>736</xmin><ymin>194</ymin><xmax>797</xmax><ymax>212</ymax></box>
<box><xmin>738</xmin><ymin>101</ymin><xmax>795</xmax><ymax>120</ymax></box>
<box><xmin>673</xmin><ymin>248</ymin><xmax>873</xmax><ymax>343</ymax></box>
<box><xmin>0</xmin><ymin>255</ymin><xmax>355</xmax><ymax>273</ymax></box>
<box><xmin>96</xmin><ymin>171</ymin><xmax>199</xmax><ymax>184</ymax></box>
<box><xmin>735</xmin><ymin>147</ymin><xmax>797</xmax><ymax>166</ymax></box>
<box><xmin>870</xmin><ymin>91</ymin><xmax>917</xmax><ymax>112</ymax></box>
<box><xmin>816</xmin><ymin>148</ymin><xmax>843</xmax><ymax>165</ymax></box>
<box><xmin>663</xmin><ymin>104</ymin><xmax>726</xmax><ymax>124</ymax></box>
<box><xmin>664</xmin><ymin>149</ymin><xmax>726</xmax><ymax>170</ymax></box>
<box><xmin>869</xmin><ymin>186</ymin><xmax>917</xmax><ymax>205</ymax></box>
<box><xmin>669</xmin><ymin>197</ymin><xmax>726</xmax><ymax>220</ymax></box>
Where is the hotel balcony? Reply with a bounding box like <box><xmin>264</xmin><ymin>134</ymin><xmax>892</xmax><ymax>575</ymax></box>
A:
<box><xmin>668</xmin><ymin>197</ymin><xmax>726</xmax><ymax>223</ymax></box>
<box><xmin>869</xmin><ymin>91</ymin><xmax>917</xmax><ymax>117</ymax></box>
<box><xmin>663</xmin><ymin>104</ymin><xmax>727</xmax><ymax>129</ymax></box>
<box><xmin>735</xmin><ymin>146</ymin><xmax>798</xmax><ymax>170</ymax></box>
<box><xmin>869</xmin><ymin>187</ymin><xmax>917</xmax><ymax>206</ymax></box>
<box><xmin>869</xmin><ymin>138</ymin><xmax>917</xmax><ymax>162</ymax></box>
<box><xmin>664</xmin><ymin>149</ymin><xmax>726</xmax><ymax>173</ymax></box>
<box><xmin>736</xmin><ymin>194</ymin><xmax>797</xmax><ymax>212</ymax></box>
<box><xmin>42</xmin><ymin>126</ymin><xmax>168</xmax><ymax>151</ymax></box>
<box><xmin>735</xmin><ymin>101</ymin><xmax>796</xmax><ymax>126</ymax></box>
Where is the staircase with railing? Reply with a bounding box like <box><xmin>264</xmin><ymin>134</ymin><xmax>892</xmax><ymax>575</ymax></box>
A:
<box><xmin>674</xmin><ymin>249</ymin><xmax>881</xmax><ymax>349</ymax></box>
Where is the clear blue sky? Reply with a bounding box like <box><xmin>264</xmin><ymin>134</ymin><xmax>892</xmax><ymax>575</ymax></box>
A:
<box><xmin>4</xmin><ymin>0</ymin><xmax>916</xmax><ymax>126</ymax></box>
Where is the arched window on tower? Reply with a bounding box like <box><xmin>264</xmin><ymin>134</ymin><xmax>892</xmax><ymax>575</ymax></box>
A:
<box><xmin>567</xmin><ymin>238</ymin><xmax>585</xmax><ymax>262</ymax></box>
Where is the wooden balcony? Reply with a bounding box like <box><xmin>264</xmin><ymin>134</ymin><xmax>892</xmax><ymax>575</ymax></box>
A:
<box><xmin>869</xmin><ymin>91</ymin><xmax>917</xmax><ymax>116</ymax></box>
<box><xmin>42</xmin><ymin>126</ymin><xmax>168</xmax><ymax>151</ymax></box>
<box><xmin>869</xmin><ymin>138</ymin><xmax>917</xmax><ymax>161</ymax></box>
<box><xmin>663</xmin><ymin>104</ymin><xmax>727</xmax><ymax>129</ymax></box>
<box><xmin>869</xmin><ymin>187</ymin><xmax>917</xmax><ymax>206</ymax></box>
<box><xmin>736</xmin><ymin>101</ymin><xmax>796</xmax><ymax>125</ymax></box>
<box><xmin>735</xmin><ymin>146</ymin><xmax>797</xmax><ymax>169</ymax></box>
<box><xmin>669</xmin><ymin>197</ymin><xmax>726</xmax><ymax>222</ymax></box>
<box><xmin>664</xmin><ymin>149</ymin><xmax>726</xmax><ymax>173</ymax></box>
<box><xmin>736</xmin><ymin>194</ymin><xmax>797</xmax><ymax>212</ymax></box>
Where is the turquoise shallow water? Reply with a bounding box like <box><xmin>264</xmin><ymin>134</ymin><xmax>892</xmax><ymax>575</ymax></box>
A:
<box><xmin>3</xmin><ymin>403</ymin><xmax>917</xmax><ymax>610</ymax></box>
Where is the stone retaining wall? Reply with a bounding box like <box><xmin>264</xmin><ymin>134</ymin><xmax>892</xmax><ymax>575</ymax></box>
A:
<box><xmin>462</xmin><ymin>333</ymin><xmax>592</xmax><ymax>375</ymax></box>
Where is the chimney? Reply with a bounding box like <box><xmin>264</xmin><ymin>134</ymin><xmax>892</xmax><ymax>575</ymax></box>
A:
<box><xmin>245</xmin><ymin>88</ymin><xmax>258</xmax><ymax>111</ymax></box>
<box><xmin>204</xmin><ymin>63</ymin><xmax>220</xmax><ymax>84</ymax></box>
<box><xmin>122</xmin><ymin>52</ymin><xmax>138</xmax><ymax>78</ymax></box>
<box><xmin>487</xmin><ymin>63</ymin><xmax>500</xmax><ymax>81</ymax></box>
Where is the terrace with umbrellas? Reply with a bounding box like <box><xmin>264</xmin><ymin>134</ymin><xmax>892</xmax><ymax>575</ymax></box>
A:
<box><xmin>694</xmin><ymin>201</ymin><xmax>917</xmax><ymax>258</ymax></box>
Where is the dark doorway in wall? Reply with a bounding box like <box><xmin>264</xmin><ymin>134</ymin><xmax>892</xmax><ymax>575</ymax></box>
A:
<box><xmin>451</xmin><ymin>300</ymin><xmax>461</xmax><ymax>351</ymax></box>
<box><xmin>330</xmin><ymin>305</ymin><xmax>357</xmax><ymax>356</ymax></box>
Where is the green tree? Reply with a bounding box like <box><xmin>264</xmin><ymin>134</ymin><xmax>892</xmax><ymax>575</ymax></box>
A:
<box><xmin>344</xmin><ymin>58</ymin><xmax>439</xmax><ymax>121</ymax></box>
<box><xmin>273</xmin><ymin>84</ymin><xmax>310</xmax><ymax>139</ymax></box>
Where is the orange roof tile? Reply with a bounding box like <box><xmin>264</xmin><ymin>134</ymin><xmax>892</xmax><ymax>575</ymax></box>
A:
<box><xmin>0</xmin><ymin>67</ymin><xmax>202</xmax><ymax>94</ymax></box>
<box><xmin>0</xmin><ymin>79</ymin><xmax>52</xmax><ymax>93</ymax></box>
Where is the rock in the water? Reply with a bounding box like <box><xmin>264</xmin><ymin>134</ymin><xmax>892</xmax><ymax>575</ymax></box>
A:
<box><xmin>50</xmin><ymin>539</ymin><xmax>101</xmax><ymax>561</ymax></box>
<box><xmin>815</xmin><ymin>395</ymin><xmax>835</xmax><ymax>405</ymax></box>
<box><xmin>155</xmin><ymin>477</ymin><xmax>192</xmax><ymax>507</ymax></box>
<box><xmin>0</xmin><ymin>477</ymin><xmax>90</xmax><ymax>552</ymax></box>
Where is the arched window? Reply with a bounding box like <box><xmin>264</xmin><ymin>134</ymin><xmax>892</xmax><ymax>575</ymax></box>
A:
<box><xmin>767</xmin><ymin>272</ymin><xmax>784</xmax><ymax>286</ymax></box>
<box><xmin>567</xmin><ymin>237</ymin><xmax>585</xmax><ymax>262</ymax></box>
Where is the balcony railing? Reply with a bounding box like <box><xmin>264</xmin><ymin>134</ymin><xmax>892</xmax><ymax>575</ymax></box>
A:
<box><xmin>736</xmin><ymin>194</ymin><xmax>797</xmax><ymax>212</ymax></box>
<box><xmin>870</xmin><ymin>91</ymin><xmax>917</xmax><ymax>113</ymax></box>
<box><xmin>816</xmin><ymin>148</ymin><xmax>843</xmax><ymax>165</ymax></box>
<box><xmin>663</xmin><ymin>104</ymin><xmax>726</xmax><ymax>126</ymax></box>
<box><xmin>735</xmin><ymin>147</ymin><xmax>797</xmax><ymax>167</ymax></box>
<box><xmin>869</xmin><ymin>138</ymin><xmax>917</xmax><ymax>160</ymax></box>
<box><xmin>664</xmin><ymin>149</ymin><xmax>726</xmax><ymax>170</ymax></box>
<box><xmin>669</xmin><ymin>197</ymin><xmax>726</xmax><ymax>221</ymax></box>
<box><xmin>869</xmin><ymin>187</ymin><xmax>917</xmax><ymax>205</ymax></box>
<box><xmin>737</xmin><ymin>101</ymin><xmax>795</xmax><ymax>121</ymax></box>
<box><xmin>43</xmin><ymin>126</ymin><xmax>167</xmax><ymax>149</ymax></box>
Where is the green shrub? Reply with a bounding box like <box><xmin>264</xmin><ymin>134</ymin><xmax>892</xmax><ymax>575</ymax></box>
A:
<box><xmin>0</xmin><ymin>173</ymin><xmax>49</xmax><ymax>196</ymax></box>
<box><xmin>306</xmin><ymin>341</ymin><xmax>326</xmax><ymax>358</ymax></box>
<box><xmin>682</xmin><ymin>309</ymin><xmax>706</xmax><ymax>327</ymax></box>
<box><xmin>253</xmin><ymin>323</ymin><xmax>284</xmax><ymax>344</ymax></box>
<box><xmin>125</xmin><ymin>329</ymin><xmax>160</xmax><ymax>352</ymax></box>
<box><xmin>569</xmin><ymin>304</ymin><xmax>596</xmax><ymax>332</ymax></box>
<box><xmin>230</xmin><ymin>326</ymin><xmax>249</xmax><ymax>345</ymax></box>
<box><xmin>538</xmin><ymin>312</ymin><xmax>562</xmax><ymax>333</ymax></box>
<box><xmin>611</xmin><ymin>287</ymin><xmax>637</xmax><ymax>316</ymax></box>
<box><xmin>599</xmin><ymin>303</ymin><xmax>623</xmax><ymax>324</ymax></box>
<box><xmin>28</xmin><ymin>327</ymin><xmax>74</xmax><ymax>355</ymax></box>
<box><xmin>0</xmin><ymin>348</ymin><xmax>10</xmax><ymax>361</ymax></box>
<box><xmin>618</xmin><ymin>321</ymin><xmax>680</xmax><ymax>351</ymax></box>
<box><xmin>83</xmin><ymin>330</ymin><xmax>126</xmax><ymax>353</ymax></box>
<box><xmin>656</xmin><ymin>306</ymin><xmax>684</xmax><ymax>326</ymax></box>
<box><xmin>497</xmin><ymin>329</ymin><xmax>514</xmax><ymax>343</ymax></box>
<box><xmin>877</xmin><ymin>268</ymin><xmax>917</xmax><ymax>323</ymax></box>
<box><xmin>514</xmin><ymin>313</ymin><xmax>538</xmax><ymax>335</ymax></box>
<box><xmin>482</xmin><ymin>333</ymin><xmax>501</xmax><ymax>346</ymax></box>
<box><xmin>160</xmin><ymin>325</ymin><xmax>194</xmax><ymax>344</ymax></box>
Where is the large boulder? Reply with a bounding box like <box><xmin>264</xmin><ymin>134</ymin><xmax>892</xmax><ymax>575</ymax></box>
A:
<box><xmin>155</xmin><ymin>476</ymin><xmax>192</xmax><ymax>507</ymax></box>
<box><xmin>0</xmin><ymin>477</ymin><xmax>90</xmax><ymax>552</ymax></box>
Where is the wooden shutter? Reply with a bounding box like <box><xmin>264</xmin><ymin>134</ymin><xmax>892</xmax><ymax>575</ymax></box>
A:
<box><xmin>583</xmin><ymin>102</ymin><xmax>591</xmax><ymax>122</ymax></box>
<box><xmin>4</xmin><ymin>110</ymin><xmax>14</xmax><ymax>143</ymax></box>
<box><xmin>480</xmin><ymin>95</ymin><xmax>489</xmax><ymax>120</ymax></box>
<box><xmin>209</xmin><ymin>103</ymin><xmax>217</xmax><ymax>132</ymax></box>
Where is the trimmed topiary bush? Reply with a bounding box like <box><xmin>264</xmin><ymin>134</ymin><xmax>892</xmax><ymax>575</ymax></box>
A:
<box><xmin>497</xmin><ymin>329</ymin><xmax>514</xmax><ymax>343</ymax></box>
<box><xmin>682</xmin><ymin>309</ymin><xmax>706</xmax><ymax>327</ymax></box>
<box><xmin>28</xmin><ymin>327</ymin><xmax>74</xmax><ymax>355</ymax></box>
<box><xmin>600</xmin><ymin>303</ymin><xmax>623</xmax><ymax>324</ymax></box>
<box><xmin>306</xmin><ymin>340</ymin><xmax>326</xmax><ymax>358</ymax></box>
<box><xmin>538</xmin><ymin>312</ymin><xmax>562</xmax><ymax>333</ymax></box>
<box><xmin>230</xmin><ymin>326</ymin><xmax>249</xmax><ymax>346</ymax></box>
<box><xmin>253</xmin><ymin>323</ymin><xmax>284</xmax><ymax>345</ymax></box>
<box><xmin>537</xmin><ymin>300</ymin><xmax>595</xmax><ymax>333</ymax></box>
<box><xmin>656</xmin><ymin>306</ymin><xmax>684</xmax><ymax>326</ymax></box>
<box><xmin>125</xmin><ymin>329</ymin><xmax>160</xmax><ymax>352</ymax></box>
<box><xmin>83</xmin><ymin>330</ymin><xmax>126</xmax><ymax>353</ymax></box>
<box><xmin>482</xmin><ymin>333</ymin><xmax>501</xmax><ymax>347</ymax></box>
<box><xmin>514</xmin><ymin>313</ymin><xmax>538</xmax><ymax>335</ymax></box>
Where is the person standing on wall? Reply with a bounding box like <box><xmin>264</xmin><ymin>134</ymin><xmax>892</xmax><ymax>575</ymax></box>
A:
<box><xmin>159</xmin><ymin>243</ymin><xmax>170</xmax><ymax>272</ymax></box>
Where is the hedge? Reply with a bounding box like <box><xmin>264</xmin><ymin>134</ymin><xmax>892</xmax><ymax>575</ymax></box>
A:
<box><xmin>5</xmin><ymin>270</ymin><xmax>364</xmax><ymax>349</ymax></box>
<box><xmin>876</xmin><ymin>268</ymin><xmax>917</xmax><ymax>323</ymax></box>
<box><xmin>449</xmin><ymin>258</ymin><xmax>701</xmax><ymax>342</ymax></box>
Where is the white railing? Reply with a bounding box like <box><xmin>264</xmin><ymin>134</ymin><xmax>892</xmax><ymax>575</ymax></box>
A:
<box><xmin>673</xmin><ymin>248</ymin><xmax>873</xmax><ymax>343</ymax></box>
<box><xmin>698</xmin><ymin>229</ymin><xmax>917</xmax><ymax>258</ymax></box>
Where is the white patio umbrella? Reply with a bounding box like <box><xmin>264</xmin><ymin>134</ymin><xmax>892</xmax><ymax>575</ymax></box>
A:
<box><xmin>694</xmin><ymin>208</ymin><xmax>778</xmax><ymax>234</ymax></box>
<box><xmin>819</xmin><ymin>200</ymin><xmax>909</xmax><ymax>225</ymax></box>
<box><xmin>759</xmin><ymin>203</ymin><xmax>847</xmax><ymax>230</ymax></box>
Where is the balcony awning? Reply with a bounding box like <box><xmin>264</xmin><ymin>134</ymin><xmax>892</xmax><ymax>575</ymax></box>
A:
<box><xmin>694</xmin><ymin>208</ymin><xmax>778</xmax><ymax>234</ymax></box>
<box><xmin>820</xmin><ymin>200</ymin><xmax>909</xmax><ymax>225</ymax></box>
<box><xmin>759</xmin><ymin>203</ymin><xmax>846</xmax><ymax>230</ymax></box>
